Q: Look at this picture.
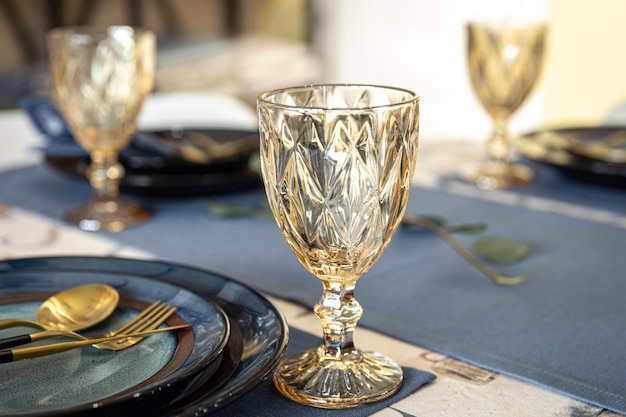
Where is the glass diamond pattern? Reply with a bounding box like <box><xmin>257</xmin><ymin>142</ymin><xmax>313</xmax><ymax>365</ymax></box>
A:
<box><xmin>259</xmin><ymin>85</ymin><xmax>419</xmax><ymax>280</ymax></box>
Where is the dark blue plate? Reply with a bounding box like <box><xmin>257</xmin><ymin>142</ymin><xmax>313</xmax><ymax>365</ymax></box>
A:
<box><xmin>20</xmin><ymin>95</ymin><xmax>261</xmax><ymax>197</ymax></box>
<box><xmin>42</xmin><ymin>130</ymin><xmax>262</xmax><ymax>197</ymax></box>
<box><xmin>0</xmin><ymin>256</ymin><xmax>289</xmax><ymax>416</ymax></box>
<box><xmin>0</xmin><ymin>260</ymin><xmax>230</xmax><ymax>416</ymax></box>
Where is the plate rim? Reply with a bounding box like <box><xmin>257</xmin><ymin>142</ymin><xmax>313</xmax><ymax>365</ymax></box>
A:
<box><xmin>43</xmin><ymin>153</ymin><xmax>262</xmax><ymax>197</ymax></box>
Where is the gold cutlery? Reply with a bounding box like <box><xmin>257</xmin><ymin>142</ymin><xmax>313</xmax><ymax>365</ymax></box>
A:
<box><xmin>0</xmin><ymin>324</ymin><xmax>191</xmax><ymax>363</ymax></box>
<box><xmin>134</xmin><ymin>130</ymin><xmax>259</xmax><ymax>164</ymax></box>
<box><xmin>566</xmin><ymin>129</ymin><xmax>626</xmax><ymax>163</ymax></box>
<box><xmin>0</xmin><ymin>300</ymin><xmax>175</xmax><ymax>350</ymax></box>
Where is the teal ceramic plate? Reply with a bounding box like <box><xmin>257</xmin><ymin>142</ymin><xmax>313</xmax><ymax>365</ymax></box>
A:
<box><xmin>0</xmin><ymin>256</ymin><xmax>289</xmax><ymax>416</ymax></box>
<box><xmin>0</xmin><ymin>263</ymin><xmax>230</xmax><ymax>416</ymax></box>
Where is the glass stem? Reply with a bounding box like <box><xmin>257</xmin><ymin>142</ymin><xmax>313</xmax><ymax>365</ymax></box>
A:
<box><xmin>86</xmin><ymin>151</ymin><xmax>125</xmax><ymax>203</ymax></box>
<box><xmin>486</xmin><ymin>116</ymin><xmax>511</xmax><ymax>166</ymax></box>
<box><xmin>313</xmin><ymin>278</ymin><xmax>363</xmax><ymax>359</ymax></box>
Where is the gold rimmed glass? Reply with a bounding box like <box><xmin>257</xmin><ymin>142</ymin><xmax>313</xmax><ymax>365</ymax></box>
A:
<box><xmin>462</xmin><ymin>22</ymin><xmax>547</xmax><ymax>190</ymax></box>
<box><xmin>47</xmin><ymin>26</ymin><xmax>156</xmax><ymax>231</ymax></box>
<box><xmin>257</xmin><ymin>84</ymin><xmax>419</xmax><ymax>408</ymax></box>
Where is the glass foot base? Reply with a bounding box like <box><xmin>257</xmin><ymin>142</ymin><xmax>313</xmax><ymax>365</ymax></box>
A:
<box><xmin>459</xmin><ymin>162</ymin><xmax>534</xmax><ymax>190</ymax></box>
<box><xmin>273</xmin><ymin>347</ymin><xmax>403</xmax><ymax>409</ymax></box>
<box><xmin>64</xmin><ymin>200</ymin><xmax>150</xmax><ymax>232</ymax></box>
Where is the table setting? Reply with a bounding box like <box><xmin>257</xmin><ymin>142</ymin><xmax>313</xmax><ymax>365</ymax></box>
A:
<box><xmin>0</xmin><ymin>21</ymin><xmax>626</xmax><ymax>417</ymax></box>
<box><xmin>20</xmin><ymin>96</ymin><xmax>262</xmax><ymax>197</ymax></box>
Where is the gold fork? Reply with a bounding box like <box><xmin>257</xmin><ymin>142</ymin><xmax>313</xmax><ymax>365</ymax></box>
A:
<box><xmin>93</xmin><ymin>300</ymin><xmax>177</xmax><ymax>350</ymax></box>
<box><xmin>1</xmin><ymin>324</ymin><xmax>191</xmax><ymax>363</ymax></box>
<box><xmin>0</xmin><ymin>300</ymin><xmax>177</xmax><ymax>351</ymax></box>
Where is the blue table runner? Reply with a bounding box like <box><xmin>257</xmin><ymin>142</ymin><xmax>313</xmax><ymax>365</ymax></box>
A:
<box><xmin>1</xmin><ymin>163</ymin><xmax>625</xmax><ymax>414</ymax></box>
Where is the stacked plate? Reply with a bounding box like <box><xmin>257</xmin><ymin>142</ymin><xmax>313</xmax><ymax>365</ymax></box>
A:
<box><xmin>515</xmin><ymin>126</ymin><xmax>626</xmax><ymax>189</ymax></box>
<box><xmin>20</xmin><ymin>96</ymin><xmax>263</xmax><ymax>197</ymax></box>
<box><xmin>43</xmin><ymin>128</ymin><xmax>263</xmax><ymax>197</ymax></box>
<box><xmin>0</xmin><ymin>256</ymin><xmax>289</xmax><ymax>416</ymax></box>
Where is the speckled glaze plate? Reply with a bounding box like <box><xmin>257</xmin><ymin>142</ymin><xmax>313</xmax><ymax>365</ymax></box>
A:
<box><xmin>0</xmin><ymin>256</ymin><xmax>289</xmax><ymax>416</ymax></box>
<box><xmin>0</xmin><ymin>259</ymin><xmax>231</xmax><ymax>416</ymax></box>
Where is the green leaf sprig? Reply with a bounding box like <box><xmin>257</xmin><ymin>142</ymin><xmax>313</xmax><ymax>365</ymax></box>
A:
<box><xmin>401</xmin><ymin>214</ymin><xmax>537</xmax><ymax>285</ymax></box>
<box><xmin>206</xmin><ymin>199</ymin><xmax>270</xmax><ymax>218</ymax></box>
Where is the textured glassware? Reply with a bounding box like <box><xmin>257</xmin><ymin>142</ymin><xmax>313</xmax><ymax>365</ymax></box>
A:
<box><xmin>257</xmin><ymin>85</ymin><xmax>419</xmax><ymax>408</ymax></box>
<box><xmin>47</xmin><ymin>26</ymin><xmax>156</xmax><ymax>231</ymax></box>
<box><xmin>463</xmin><ymin>22</ymin><xmax>547</xmax><ymax>190</ymax></box>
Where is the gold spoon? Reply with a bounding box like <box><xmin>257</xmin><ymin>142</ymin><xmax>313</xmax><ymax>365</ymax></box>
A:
<box><xmin>0</xmin><ymin>283</ymin><xmax>120</xmax><ymax>332</ymax></box>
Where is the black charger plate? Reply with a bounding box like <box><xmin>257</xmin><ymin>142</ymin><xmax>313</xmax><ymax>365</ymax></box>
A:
<box><xmin>43</xmin><ymin>129</ymin><xmax>262</xmax><ymax>197</ymax></box>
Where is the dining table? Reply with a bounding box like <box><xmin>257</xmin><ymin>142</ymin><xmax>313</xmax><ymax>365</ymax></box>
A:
<box><xmin>0</xmin><ymin>92</ymin><xmax>625</xmax><ymax>417</ymax></box>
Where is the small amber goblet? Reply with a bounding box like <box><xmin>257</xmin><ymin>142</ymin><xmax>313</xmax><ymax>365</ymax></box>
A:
<box><xmin>47</xmin><ymin>26</ymin><xmax>156</xmax><ymax>231</ymax></box>
<box><xmin>463</xmin><ymin>22</ymin><xmax>547</xmax><ymax>190</ymax></box>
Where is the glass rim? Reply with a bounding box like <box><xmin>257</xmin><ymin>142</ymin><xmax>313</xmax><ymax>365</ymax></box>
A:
<box><xmin>47</xmin><ymin>25</ymin><xmax>154</xmax><ymax>39</ymax></box>
<box><xmin>466</xmin><ymin>21</ymin><xmax>548</xmax><ymax>31</ymax></box>
<box><xmin>257</xmin><ymin>83</ymin><xmax>419</xmax><ymax>111</ymax></box>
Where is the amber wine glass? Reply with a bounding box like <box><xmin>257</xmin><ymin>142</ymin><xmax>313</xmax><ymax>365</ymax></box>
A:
<box><xmin>257</xmin><ymin>85</ymin><xmax>419</xmax><ymax>408</ymax></box>
<box><xmin>463</xmin><ymin>22</ymin><xmax>547</xmax><ymax>190</ymax></box>
<box><xmin>47</xmin><ymin>26</ymin><xmax>156</xmax><ymax>231</ymax></box>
